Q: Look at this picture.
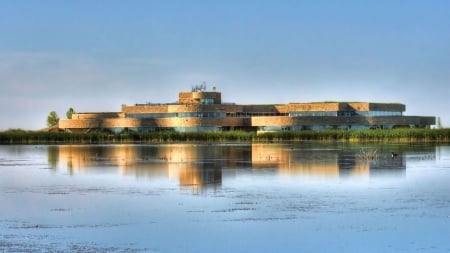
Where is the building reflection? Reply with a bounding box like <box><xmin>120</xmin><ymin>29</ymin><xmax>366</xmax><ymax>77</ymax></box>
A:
<box><xmin>53</xmin><ymin>144</ymin><xmax>240</xmax><ymax>194</ymax></box>
<box><xmin>50</xmin><ymin>143</ymin><xmax>435</xmax><ymax>193</ymax></box>
<box><xmin>251</xmin><ymin>144</ymin><xmax>407</xmax><ymax>178</ymax></box>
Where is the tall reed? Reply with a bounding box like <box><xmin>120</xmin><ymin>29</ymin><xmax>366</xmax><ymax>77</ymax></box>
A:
<box><xmin>1</xmin><ymin>128</ymin><xmax>449</xmax><ymax>144</ymax></box>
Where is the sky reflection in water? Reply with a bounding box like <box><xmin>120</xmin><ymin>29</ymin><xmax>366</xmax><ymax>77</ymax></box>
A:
<box><xmin>0</xmin><ymin>143</ymin><xmax>449</xmax><ymax>252</ymax></box>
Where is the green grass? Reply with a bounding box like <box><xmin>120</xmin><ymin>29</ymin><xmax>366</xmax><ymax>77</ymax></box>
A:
<box><xmin>1</xmin><ymin>128</ymin><xmax>450</xmax><ymax>144</ymax></box>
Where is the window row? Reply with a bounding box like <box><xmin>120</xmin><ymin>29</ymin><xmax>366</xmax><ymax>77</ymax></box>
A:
<box><xmin>126</xmin><ymin>110</ymin><xmax>403</xmax><ymax>119</ymax></box>
<box><xmin>289</xmin><ymin>111</ymin><xmax>402</xmax><ymax>117</ymax></box>
<box><xmin>127</xmin><ymin>112</ymin><xmax>227</xmax><ymax>118</ymax></box>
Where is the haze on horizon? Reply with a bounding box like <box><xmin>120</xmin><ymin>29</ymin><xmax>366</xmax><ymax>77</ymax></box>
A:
<box><xmin>1</xmin><ymin>0</ymin><xmax>449</xmax><ymax>130</ymax></box>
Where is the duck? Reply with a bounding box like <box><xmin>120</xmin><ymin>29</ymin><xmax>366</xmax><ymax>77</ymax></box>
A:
<box><xmin>391</xmin><ymin>152</ymin><xmax>398</xmax><ymax>158</ymax></box>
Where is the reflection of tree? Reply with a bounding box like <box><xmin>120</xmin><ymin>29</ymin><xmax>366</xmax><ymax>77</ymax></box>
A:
<box><xmin>47</xmin><ymin>146</ymin><xmax>59</xmax><ymax>169</ymax></box>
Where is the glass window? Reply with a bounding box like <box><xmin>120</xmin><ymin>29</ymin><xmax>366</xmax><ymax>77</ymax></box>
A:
<box><xmin>200</xmin><ymin>98</ymin><xmax>215</xmax><ymax>104</ymax></box>
<box><xmin>289</xmin><ymin>111</ymin><xmax>337</xmax><ymax>117</ymax></box>
<box><xmin>127</xmin><ymin>113</ymin><xmax>177</xmax><ymax>118</ymax></box>
<box><xmin>357</xmin><ymin>111</ymin><xmax>402</xmax><ymax>116</ymax></box>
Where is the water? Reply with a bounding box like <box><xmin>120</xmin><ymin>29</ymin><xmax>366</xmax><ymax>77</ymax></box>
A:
<box><xmin>1</xmin><ymin>143</ymin><xmax>449</xmax><ymax>252</ymax></box>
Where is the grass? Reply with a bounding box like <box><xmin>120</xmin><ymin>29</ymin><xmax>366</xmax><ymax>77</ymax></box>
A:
<box><xmin>1</xmin><ymin>128</ymin><xmax>450</xmax><ymax>144</ymax></box>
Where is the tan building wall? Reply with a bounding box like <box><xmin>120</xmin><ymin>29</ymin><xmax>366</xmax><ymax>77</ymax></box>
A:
<box><xmin>285</xmin><ymin>102</ymin><xmax>405</xmax><ymax>112</ymax></box>
<box><xmin>122</xmin><ymin>105</ymin><xmax>169</xmax><ymax>114</ymax></box>
<box><xmin>167</xmin><ymin>104</ymin><xmax>243</xmax><ymax>113</ymax></box>
<box><xmin>251</xmin><ymin>116</ymin><xmax>435</xmax><ymax>127</ymax></box>
<box><xmin>59</xmin><ymin>90</ymin><xmax>435</xmax><ymax>131</ymax></box>
<box><xmin>59</xmin><ymin>119</ymin><xmax>101</xmax><ymax>129</ymax></box>
<box><xmin>178</xmin><ymin>91</ymin><xmax>222</xmax><ymax>104</ymax></box>
<box><xmin>71</xmin><ymin>112</ymin><xmax>121</xmax><ymax>120</ymax></box>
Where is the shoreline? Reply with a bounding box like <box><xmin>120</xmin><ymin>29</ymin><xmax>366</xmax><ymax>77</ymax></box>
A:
<box><xmin>1</xmin><ymin>129</ymin><xmax>450</xmax><ymax>145</ymax></box>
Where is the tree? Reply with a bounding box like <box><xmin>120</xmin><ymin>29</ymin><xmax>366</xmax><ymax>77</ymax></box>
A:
<box><xmin>47</xmin><ymin>111</ymin><xmax>60</xmax><ymax>127</ymax></box>
<box><xmin>66</xmin><ymin>107</ymin><xmax>75</xmax><ymax>119</ymax></box>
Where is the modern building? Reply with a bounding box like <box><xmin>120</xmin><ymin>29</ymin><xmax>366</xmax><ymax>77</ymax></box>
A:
<box><xmin>59</xmin><ymin>87</ymin><xmax>435</xmax><ymax>133</ymax></box>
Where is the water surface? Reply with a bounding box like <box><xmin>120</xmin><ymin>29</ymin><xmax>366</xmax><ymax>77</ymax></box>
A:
<box><xmin>1</xmin><ymin>143</ymin><xmax>449</xmax><ymax>252</ymax></box>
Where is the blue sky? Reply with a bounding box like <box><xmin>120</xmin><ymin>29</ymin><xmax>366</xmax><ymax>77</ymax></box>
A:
<box><xmin>0</xmin><ymin>0</ymin><xmax>449</xmax><ymax>129</ymax></box>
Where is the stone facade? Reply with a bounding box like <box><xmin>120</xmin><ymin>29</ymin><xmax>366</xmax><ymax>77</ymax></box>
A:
<box><xmin>178</xmin><ymin>91</ymin><xmax>222</xmax><ymax>104</ymax></box>
<box><xmin>59</xmin><ymin>89</ymin><xmax>435</xmax><ymax>132</ymax></box>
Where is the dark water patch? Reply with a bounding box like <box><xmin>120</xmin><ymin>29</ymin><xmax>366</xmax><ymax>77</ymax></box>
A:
<box><xmin>5</xmin><ymin>220</ymin><xmax>146</xmax><ymax>230</ymax></box>
<box><xmin>8</xmin><ymin>223</ymin><xmax>63</xmax><ymax>230</ymax></box>
<box><xmin>48</xmin><ymin>191</ymin><xmax>70</xmax><ymax>195</ymax></box>
<box><xmin>0</xmin><ymin>162</ymin><xmax>47</xmax><ymax>167</ymax></box>
<box><xmin>212</xmin><ymin>207</ymin><xmax>256</xmax><ymax>213</ymax></box>
<box><xmin>3</xmin><ymin>187</ymin><xmax>43</xmax><ymax>194</ymax></box>
<box><xmin>0</xmin><ymin>157</ymin><xmax>47</xmax><ymax>167</ymax></box>
<box><xmin>3</xmin><ymin>185</ymin><xmax>165</xmax><ymax>197</ymax></box>
<box><xmin>282</xmin><ymin>202</ymin><xmax>327</xmax><ymax>212</ymax></box>
<box><xmin>69</xmin><ymin>244</ymin><xmax>153</xmax><ymax>253</ymax></box>
<box><xmin>235</xmin><ymin>201</ymin><xmax>258</xmax><ymax>205</ymax></box>
<box><xmin>50</xmin><ymin>208</ymin><xmax>73</xmax><ymax>212</ymax></box>
<box><xmin>0</xmin><ymin>237</ymin><xmax>152</xmax><ymax>253</ymax></box>
<box><xmin>186</xmin><ymin>210</ymin><xmax>206</xmax><ymax>213</ymax></box>
<box><xmin>224</xmin><ymin>215</ymin><xmax>297</xmax><ymax>222</ymax></box>
<box><xmin>66</xmin><ymin>222</ymin><xmax>139</xmax><ymax>229</ymax></box>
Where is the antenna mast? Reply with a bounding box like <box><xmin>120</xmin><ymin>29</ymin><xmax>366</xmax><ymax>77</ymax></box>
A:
<box><xmin>192</xmin><ymin>82</ymin><xmax>207</xmax><ymax>92</ymax></box>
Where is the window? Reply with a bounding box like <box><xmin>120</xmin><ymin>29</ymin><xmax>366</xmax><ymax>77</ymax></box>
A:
<box><xmin>178</xmin><ymin>112</ymin><xmax>226</xmax><ymax>118</ymax></box>
<box><xmin>337</xmin><ymin>111</ymin><xmax>357</xmax><ymax>117</ymax></box>
<box><xmin>357</xmin><ymin>111</ymin><xmax>402</xmax><ymax>117</ymax></box>
<box><xmin>127</xmin><ymin>113</ymin><xmax>177</xmax><ymax>118</ymax></box>
<box><xmin>289</xmin><ymin>111</ymin><xmax>337</xmax><ymax>117</ymax></box>
<box><xmin>200</xmin><ymin>98</ymin><xmax>215</xmax><ymax>104</ymax></box>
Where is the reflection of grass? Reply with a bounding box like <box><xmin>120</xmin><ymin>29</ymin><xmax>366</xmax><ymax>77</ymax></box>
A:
<box><xmin>1</xmin><ymin>128</ymin><xmax>450</xmax><ymax>144</ymax></box>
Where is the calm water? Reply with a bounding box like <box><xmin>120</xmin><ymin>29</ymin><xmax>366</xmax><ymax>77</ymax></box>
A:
<box><xmin>1</xmin><ymin>142</ymin><xmax>450</xmax><ymax>252</ymax></box>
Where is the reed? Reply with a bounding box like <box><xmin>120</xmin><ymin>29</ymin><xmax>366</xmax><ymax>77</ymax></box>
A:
<box><xmin>1</xmin><ymin>128</ymin><xmax>450</xmax><ymax>144</ymax></box>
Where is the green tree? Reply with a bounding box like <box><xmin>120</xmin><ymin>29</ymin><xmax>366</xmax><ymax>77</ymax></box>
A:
<box><xmin>47</xmin><ymin>111</ymin><xmax>60</xmax><ymax>127</ymax></box>
<box><xmin>66</xmin><ymin>107</ymin><xmax>75</xmax><ymax>119</ymax></box>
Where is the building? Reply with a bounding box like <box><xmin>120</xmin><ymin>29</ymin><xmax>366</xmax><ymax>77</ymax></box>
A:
<box><xmin>59</xmin><ymin>87</ymin><xmax>435</xmax><ymax>133</ymax></box>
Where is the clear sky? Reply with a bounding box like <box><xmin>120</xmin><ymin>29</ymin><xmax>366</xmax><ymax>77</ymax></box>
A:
<box><xmin>1</xmin><ymin>0</ymin><xmax>449</xmax><ymax>130</ymax></box>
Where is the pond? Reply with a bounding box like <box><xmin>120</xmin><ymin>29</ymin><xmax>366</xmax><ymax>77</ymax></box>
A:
<box><xmin>1</xmin><ymin>142</ymin><xmax>450</xmax><ymax>252</ymax></box>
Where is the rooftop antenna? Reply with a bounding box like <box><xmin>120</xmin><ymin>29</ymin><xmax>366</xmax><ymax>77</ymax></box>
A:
<box><xmin>192</xmin><ymin>82</ymin><xmax>207</xmax><ymax>92</ymax></box>
<box><xmin>201</xmin><ymin>81</ymin><xmax>206</xmax><ymax>91</ymax></box>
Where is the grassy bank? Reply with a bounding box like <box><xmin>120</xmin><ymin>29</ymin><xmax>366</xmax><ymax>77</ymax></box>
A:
<box><xmin>0</xmin><ymin>129</ymin><xmax>255</xmax><ymax>144</ymax></box>
<box><xmin>1</xmin><ymin>128</ymin><xmax>450</xmax><ymax>144</ymax></box>
<box><xmin>257</xmin><ymin>128</ymin><xmax>450</xmax><ymax>142</ymax></box>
